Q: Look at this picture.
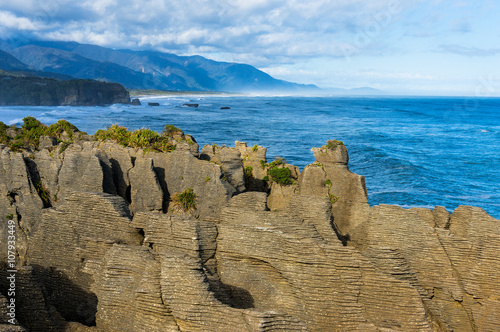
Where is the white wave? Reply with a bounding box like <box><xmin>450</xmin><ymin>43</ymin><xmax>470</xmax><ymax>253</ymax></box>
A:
<box><xmin>8</xmin><ymin>118</ymin><xmax>23</xmax><ymax>125</ymax></box>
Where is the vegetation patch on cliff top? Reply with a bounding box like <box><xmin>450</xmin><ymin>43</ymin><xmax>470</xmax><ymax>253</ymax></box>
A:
<box><xmin>95</xmin><ymin>123</ymin><xmax>193</xmax><ymax>152</ymax></box>
<box><xmin>95</xmin><ymin>124</ymin><xmax>177</xmax><ymax>152</ymax></box>
<box><xmin>324</xmin><ymin>140</ymin><xmax>344</xmax><ymax>150</ymax></box>
<box><xmin>1</xmin><ymin>117</ymin><xmax>82</xmax><ymax>151</ymax></box>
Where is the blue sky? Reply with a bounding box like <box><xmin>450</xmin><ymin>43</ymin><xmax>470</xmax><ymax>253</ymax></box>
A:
<box><xmin>0</xmin><ymin>0</ymin><xmax>499</xmax><ymax>95</ymax></box>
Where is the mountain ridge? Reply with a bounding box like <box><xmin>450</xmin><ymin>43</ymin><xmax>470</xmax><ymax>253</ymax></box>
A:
<box><xmin>0</xmin><ymin>39</ymin><xmax>319</xmax><ymax>93</ymax></box>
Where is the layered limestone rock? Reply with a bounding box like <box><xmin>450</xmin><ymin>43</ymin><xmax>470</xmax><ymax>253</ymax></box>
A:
<box><xmin>0</xmin><ymin>148</ymin><xmax>44</xmax><ymax>265</ymax></box>
<box><xmin>1</xmin><ymin>133</ymin><xmax>499</xmax><ymax>332</ymax></box>
<box><xmin>143</xmin><ymin>149</ymin><xmax>236</xmax><ymax>219</ymax></box>
<box><xmin>217</xmin><ymin>193</ymin><xmax>433</xmax><ymax>331</ymax></box>
<box><xmin>200</xmin><ymin>144</ymin><xmax>245</xmax><ymax>193</ymax></box>
<box><xmin>299</xmin><ymin>140</ymin><xmax>370</xmax><ymax>236</ymax></box>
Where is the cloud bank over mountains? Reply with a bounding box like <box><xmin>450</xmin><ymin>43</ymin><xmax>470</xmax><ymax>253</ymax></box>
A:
<box><xmin>1</xmin><ymin>0</ymin><xmax>499</xmax><ymax>95</ymax></box>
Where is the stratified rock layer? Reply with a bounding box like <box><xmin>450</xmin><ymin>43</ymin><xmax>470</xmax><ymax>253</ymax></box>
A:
<box><xmin>0</xmin><ymin>136</ymin><xmax>499</xmax><ymax>331</ymax></box>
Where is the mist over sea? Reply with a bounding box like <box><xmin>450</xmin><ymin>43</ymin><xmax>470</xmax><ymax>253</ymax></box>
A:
<box><xmin>2</xmin><ymin>95</ymin><xmax>499</xmax><ymax>218</ymax></box>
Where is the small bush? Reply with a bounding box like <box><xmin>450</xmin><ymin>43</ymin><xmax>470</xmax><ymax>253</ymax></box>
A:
<box><xmin>252</xmin><ymin>144</ymin><xmax>258</xmax><ymax>152</ymax></box>
<box><xmin>267</xmin><ymin>167</ymin><xmax>292</xmax><ymax>185</ymax></box>
<box><xmin>21</xmin><ymin>116</ymin><xmax>44</xmax><ymax>132</ymax></box>
<box><xmin>22</xmin><ymin>116</ymin><xmax>48</xmax><ymax>146</ymax></box>
<box><xmin>163</xmin><ymin>124</ymin><xmax>182</xmax><ymax>137</ymax></box>
<box><xmin>5</xmin><ymin>214</ymin><xmax>14</xmax><ymax>220</ymax></box>
<box><xmin>95</xmin><ymin>124</ymin><xmax>131</xmax><ymax>147</ymax></box>
<box><xmin>130</xmin><ymin>128</ymin><xmax>159</xmax><ymax>148</ymax></box>
<box><xmin>205</xmin><ymin>177</ymin><xmax>211</xmax><ymax>182</ymax></box>
<box><xmin>47</xmin><ymin>119</ymin><xmax>79</xmax><ymax>138</ymax></box>
<box><xmin>172</xmin><ymin>188</ymin><xmax>197</xmax><ymax>212</ymax></box>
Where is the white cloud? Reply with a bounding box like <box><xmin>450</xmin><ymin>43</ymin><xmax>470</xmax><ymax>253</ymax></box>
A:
<box><xmin>0</xmin><ymin>11</ymin><xmax>38</xmax><ymax>30</ymax></box>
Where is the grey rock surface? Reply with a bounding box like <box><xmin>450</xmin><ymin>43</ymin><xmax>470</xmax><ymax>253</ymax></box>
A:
<box><xmin>0</xmin><ymin>138</ymin><xmax>499</xmax><ymax>331</ymax></box>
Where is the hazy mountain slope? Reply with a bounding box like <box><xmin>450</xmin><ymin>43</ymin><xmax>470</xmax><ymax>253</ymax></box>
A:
<box><xmin>0</xmin><ymin>49</ymin><xmax>29</xmax><ymax>71</ymax></box>
<box><xmin>1</xmin><ymin>40</ymin><xmax>318</xmax><ymax>92</ymax></box>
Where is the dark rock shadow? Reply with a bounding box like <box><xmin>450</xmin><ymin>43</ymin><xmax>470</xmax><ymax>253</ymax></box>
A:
<box><xmin>0</xmin><ymin>264</ymin><xmax>98</xmax><ymax>330</ymax></box>
<box><xmin>330</xmin><ymin>217</ymin><xmax>350</xmax><ymax>246</ymax></box>
<box><xmin>153</xmin><ymin>166</ymin><xmax>170</xmax><ymax>213</ymax></box>
<box><xmin>208</xmin><ymin>278</ymin><xmax>255</xmax><ymax>309</ymax></box>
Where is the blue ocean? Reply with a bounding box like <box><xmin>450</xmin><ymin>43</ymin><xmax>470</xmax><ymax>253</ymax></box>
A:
<box><xmin>1</xmin><ymin>95</ymin><xmax>499</xmax><ymax>219</ymax></box>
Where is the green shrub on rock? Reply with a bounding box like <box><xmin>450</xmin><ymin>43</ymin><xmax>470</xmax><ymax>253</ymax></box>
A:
<box><xmin>47</xmin><ymin>119</ymin><xmax>79</xmax><ymax>138</ymax></box>
<box><xmin>130</xmin><ymin>128</ymin><xmax>159</xmax><ymax>148</ymax></box>
<box><xmin>21</xmin><ymin>116</ymin><xmax>48</xmax><ymax>146</ymax></box>
<box><xmin>259</xmin><ymin>157</ymin><xmax>293</xmax><ymax>186</ymax></box>
<box><xmin>267</xmin><ymin>167</ymin><xmax>292</xmax><ymax>185</ymax></box>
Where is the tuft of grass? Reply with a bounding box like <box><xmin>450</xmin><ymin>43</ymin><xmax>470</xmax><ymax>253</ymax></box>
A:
<box><xmin>9</xmin><ymin>141</ymin><xmax>24</xmax><ymax>152</ymax></box>
<box><xmin>34</xmin><ymin>181</ymin><xmax>51</xmax><ymax>206</ymax></box>
<box><xmin>252</xmin><ymin>144</ymin><xmax>259</xmax><ymax>152</ymax></box>
<box><xmin>59</xmin><ymin>141</ymin><xmax>72</xmax><ymax>153</ymax></box>
<box><xmin>205</xmin><ymin>176</ymin><xmax>211</xmax><ymax>182</ymax></box>
<box><xmin>172</xmin><ymin>188</ymin><xmax>197</xmax><ymax>212</ymax></box>
<box><xmin>5</xmin><ymin>214</ymin><xmax>14</xmax><ymax>220</ymax></box>
<box><xmin>328</xmin><ymin>193</ymin><xmax>339</xmax><ymax>204</ymax></box>
<box><xmin>325</xmin><ymin>140</ymin><xmax>344</xmax><ymax>149</ymax></box>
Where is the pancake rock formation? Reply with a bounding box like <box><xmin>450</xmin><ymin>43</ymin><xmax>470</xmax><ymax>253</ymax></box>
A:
<box><xmin>0</xmin><ymin>123</ymin><xmax>499</xmax><ymax>331</ymax></box>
